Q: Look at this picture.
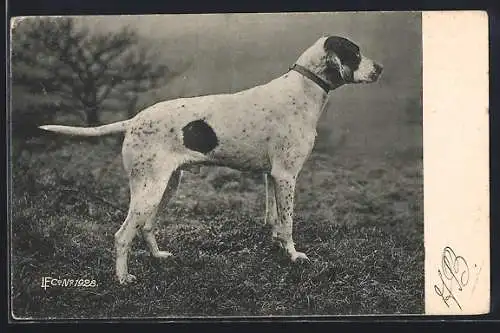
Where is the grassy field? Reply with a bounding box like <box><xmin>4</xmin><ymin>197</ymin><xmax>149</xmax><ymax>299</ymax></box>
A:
<box><xmin>10</xmin><ymin>134</ymin><xmax>423</xmax><ymax>319</ymax></box>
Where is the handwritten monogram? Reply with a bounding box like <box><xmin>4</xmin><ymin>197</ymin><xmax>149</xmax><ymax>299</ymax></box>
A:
<box><xmin>434</xmin><ymin>246</ymin><xmax>470</xmax><ymax>310</ymax></box>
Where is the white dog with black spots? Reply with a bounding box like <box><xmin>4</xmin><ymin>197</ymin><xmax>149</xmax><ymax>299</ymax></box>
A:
<box><xmin>40</xmin><ymin>35</ymin><xmax>383</xmax><ymax>284</ymax></box>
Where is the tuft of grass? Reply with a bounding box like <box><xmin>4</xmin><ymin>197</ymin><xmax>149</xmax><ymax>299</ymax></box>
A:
<box><xmin>10</xmin><ymin>140</ymin><xmax>423</xmax><ymax>318</ymax></box>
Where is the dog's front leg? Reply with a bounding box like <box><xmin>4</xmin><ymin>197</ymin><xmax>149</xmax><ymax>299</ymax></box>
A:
<box><xmin>270</xmin><ymin>168</ymin><xmax>309</xmax><ymax>262</ymax></box>
<box><xmin>264</xmin><ymin>174</ymin><xmax>280</xmax><ymax>239</ymax></box>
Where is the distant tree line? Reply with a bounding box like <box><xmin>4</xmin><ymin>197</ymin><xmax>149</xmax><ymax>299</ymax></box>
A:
<box><xmin>11</xmin><ymin>17</ymin><xmax>186</xmax><ymax>139</ymax></box>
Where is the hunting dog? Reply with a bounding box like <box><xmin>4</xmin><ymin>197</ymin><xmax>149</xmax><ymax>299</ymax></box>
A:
<box><xmin>40</xmin><ymin>35</ymin><xmax>383</xmax><ymax>284</ymax></box>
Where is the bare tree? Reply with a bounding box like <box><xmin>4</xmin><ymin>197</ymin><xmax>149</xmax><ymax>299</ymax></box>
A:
<box><xmin>11</xmin><ymin>17</ymin><xmax>180</xmax><ymax>127</ymax></box>
<box><xmin>111</xmin><ymin>47</ymin><xmax>190</xmax><ymax>119</ymax></box>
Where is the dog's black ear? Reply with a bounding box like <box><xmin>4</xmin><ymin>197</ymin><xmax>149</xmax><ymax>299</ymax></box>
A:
<box><xmin>324</xmin><ymin>53</ymin><xmax>348</xmax><ymax>82</ymax></box>
<box><xmin>323</xmin><ymin>36</ymin><xmax>347</xmax><ymax>81</ymax></box>
<box><xmin>323</xmin><ymin>36</ymin><xmax>360</xmax><ymax>81</ymax></box>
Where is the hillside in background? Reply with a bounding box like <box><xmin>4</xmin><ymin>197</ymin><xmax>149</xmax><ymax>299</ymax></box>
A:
<box><xmin>76</xmin><ymin>12</ymin><xmax>422</xmax><ymax>159</ymax></box>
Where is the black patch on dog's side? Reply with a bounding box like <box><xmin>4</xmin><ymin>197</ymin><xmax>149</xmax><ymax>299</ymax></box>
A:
<box><xmin>182</xmin><ymin>119</ymin><xmax>219</xmax><ymax>154</ymax></box>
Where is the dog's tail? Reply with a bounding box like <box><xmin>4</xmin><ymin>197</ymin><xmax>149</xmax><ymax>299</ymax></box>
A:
<box><xmin>39</xmin><ymin>120</ymin><xmax>131</xmax><ymax>137</ymax></box>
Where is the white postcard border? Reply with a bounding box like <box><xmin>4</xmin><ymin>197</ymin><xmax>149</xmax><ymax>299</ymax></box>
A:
<box><xmin>423</xmin><ymin>11</ymin><xmax>490</xmax><ymax>315</ymax></box>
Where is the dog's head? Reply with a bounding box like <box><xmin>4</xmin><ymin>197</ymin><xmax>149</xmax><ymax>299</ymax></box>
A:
<box><xmin>323</xmin><ymin>35</ymin><xmax>383</xmax><ymax>84</ymax></box>
<box><xmin>297</xmin><ymin>35</ymin><xmax>383</xmax><ymax>86</ymax></box>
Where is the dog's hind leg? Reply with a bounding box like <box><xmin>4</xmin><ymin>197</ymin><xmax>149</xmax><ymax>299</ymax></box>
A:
<box><xmin>141</xmin><ymin>169</ymin><xmax>183</xmax><ymax>259</ymax></box>
<box><xmin>114</xmin><ymin>158</ymin><xmax>178</xmax><ymax>284</ymax></box>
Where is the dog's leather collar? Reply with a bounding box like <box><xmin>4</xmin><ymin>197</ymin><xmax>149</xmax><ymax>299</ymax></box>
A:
<box><xmin>289</xmin><ymin>64</ymin><xmax>333</xmax><ymax>93</ymax></box>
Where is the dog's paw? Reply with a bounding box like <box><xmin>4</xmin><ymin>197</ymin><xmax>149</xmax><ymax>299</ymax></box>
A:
<box><xmin>290</xmin><ymin>251</ymin><xmax>310</xmax><ymax>263</ymax></box>
<box><xmin>154</xmin><ymin>251</ymin><xmax>173</xmax><ymax>259</ymax></box>
<box><xmin>118</xmin><ymin>273</ymin><xmax>137</xmax><ymax>285</ymax></box>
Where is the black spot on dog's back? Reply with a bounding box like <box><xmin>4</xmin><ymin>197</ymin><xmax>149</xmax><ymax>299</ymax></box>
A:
<box><xmin>182</xmin><ymin>119</ymin><xmax>218</xmax><ymax>154</ymax></box>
